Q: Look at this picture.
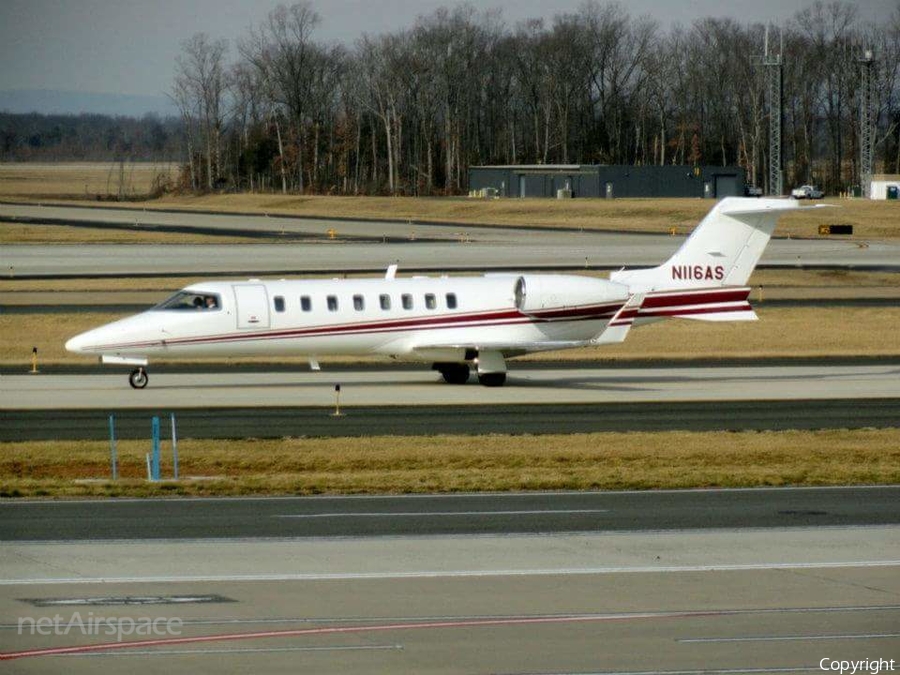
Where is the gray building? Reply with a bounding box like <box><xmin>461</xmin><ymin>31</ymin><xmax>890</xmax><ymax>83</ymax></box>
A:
<box><xmin>468</xmin><ymin>164</ymin><xmax>746</xmax><ymax>198</ymax></box>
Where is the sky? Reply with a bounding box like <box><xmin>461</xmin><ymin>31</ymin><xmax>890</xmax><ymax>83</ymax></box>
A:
<box><xmin>0</xmin><ymin>0</ymin><xmax>894</xmax><ymax>109</ymax></box>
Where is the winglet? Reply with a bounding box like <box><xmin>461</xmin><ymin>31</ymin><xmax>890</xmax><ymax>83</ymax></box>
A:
<box><xmin>591</xmin><ymin>294</ymin><xmax>644</xmax><ymax>345</ymax></box>
<box><xmin>385</xmin><ymin>264</ymin><xmax>398</xmax><ymax>280</ymax></box>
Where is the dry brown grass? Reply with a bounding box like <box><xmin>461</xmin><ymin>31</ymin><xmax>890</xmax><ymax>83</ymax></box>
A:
<box><xmin>0</xmin><ymin>277</ymin><xmax>212</xmax><ymax>292</ymax></box>
<box><xmin>526</xmin><ymin>306</ymin><xmax>900</xmax><ymax>361</ymax></box>
<box><xmin>140</xmin><ymin>194</ymin><xmax>900</xmax><ymax>239</ymax></box>
<box><xmin>748</xmin><ymin>269</ymin><xmax>900</xmax><ymax>288</ymax></box>
<box><xmin>1</xmin><ymin>429</ymin><xmax>897</xmax><ymax>498</ymax></box>
<box><xmin>3</xmin><ymin>305</ymin><xmax>899</xmax><ymax>367</ymax></box>
<box><xmin>0</xmin><ymin>162</ymin><xmax>174</xmax><ymax>199</ymax></box>
<box><xmin>2</xmin><ymin>162</ymin><xmax>897</xmax><ymax>238</ymax></box>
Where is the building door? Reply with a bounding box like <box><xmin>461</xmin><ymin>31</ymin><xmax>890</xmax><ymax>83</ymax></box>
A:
<box><xmin>233</xmin><ymin>284</ymin><xmax>270</xmax><ymax>329</ymax></box>
<box><xmin>714</xmin><ymin>174</ymin><xmax>738</xmax><ymax>197</ymax></box>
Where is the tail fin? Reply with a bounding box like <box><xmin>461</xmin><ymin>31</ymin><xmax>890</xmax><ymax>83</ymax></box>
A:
<box><xmin>610</xmin><ymin>197</ymin><xmax>830</xmax><ymax>293</ymax></box>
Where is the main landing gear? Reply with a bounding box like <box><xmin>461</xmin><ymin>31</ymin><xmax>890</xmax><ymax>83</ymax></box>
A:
<box><xmin>433</xmin><ymin>350</ymin><xmax>508</xmax><ymax>387</ymax></box>
<box><xmin>433</xmin><ymin>362</ymin><xmax>470</xmax><ymax>384</ymax></box>
<box><xmin>129</xmin><ymin>367</ymin><xmax>149</xmax><ymax>389</ymax></box>
<box><xmin>477</xmin><ymin>372</ymin><xmax>506</xmax><ymax>387</ymax></box>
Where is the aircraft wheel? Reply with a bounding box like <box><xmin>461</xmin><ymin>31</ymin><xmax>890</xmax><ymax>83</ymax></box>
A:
<box><xmin>477</xmin><ymin>372</ymin><xmax>506</xmax><ymax>387</ymax></box>
<box><xmin>438</xmin><ymin>363</ymin><xmax>470</xmax><ymax>384</ymax></box>
<box><xmin>129</xmin><ymin>367</ymin><xmax>149</xmax><ymax>389</ymax></box>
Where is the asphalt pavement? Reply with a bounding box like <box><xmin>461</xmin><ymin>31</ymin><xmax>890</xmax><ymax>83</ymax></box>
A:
<box><xmin>2</xmin><ymin>487</ymin><xmax>897</xmax><ymax>541</ymax></box>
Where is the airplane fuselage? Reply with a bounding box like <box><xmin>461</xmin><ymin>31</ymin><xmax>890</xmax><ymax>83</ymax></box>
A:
<box><xmin>66</xmin><ymin>274</ymin><xmax>630</xmax><ymax>364</ymax></box>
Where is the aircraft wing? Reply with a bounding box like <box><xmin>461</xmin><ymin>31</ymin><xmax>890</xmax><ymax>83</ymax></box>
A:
<box><xmin>411</xmin><ymin>340</ymin><xmax>590</xmax><ymax>357</ymax></box>
<box><xmin>411</xmin><ymin>295</ymin><xmax>646</xmax><ymax>356</ymax></box>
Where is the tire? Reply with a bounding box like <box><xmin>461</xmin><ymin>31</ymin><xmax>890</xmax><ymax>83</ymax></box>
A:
<box><xmin>129</xmin><ymin>368</ymin><xmax>149</xmax><ymax>389</ymax></box>
<box><xmin>477</xmin><ymin>372</ymin><xmax>506</xmax><ymax>387</ymax></box>
<box><xmin>437</xmin><ymin>363</ymin><xmax>470</xmax><ymax>384</ymax></box>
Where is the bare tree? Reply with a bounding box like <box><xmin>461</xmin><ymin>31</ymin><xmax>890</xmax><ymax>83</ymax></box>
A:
<box><xmin>173</xmin><ymin>33</ymin><xmax>228</xmax><ymax>190</ymax></box>
<box><xmin>240</xmin><ymin>2</ymin><xmax>322</xmax><ymax>193</ymax></box>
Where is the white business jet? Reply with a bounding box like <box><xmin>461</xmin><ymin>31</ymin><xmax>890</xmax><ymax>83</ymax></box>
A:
<box><xmin>66</xmin><ymin>198</ymin><xmax>821</xmax><ymax>388</ymax></box>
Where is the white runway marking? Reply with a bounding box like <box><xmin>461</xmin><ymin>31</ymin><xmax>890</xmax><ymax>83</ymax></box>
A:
<box><xmin>273</xmin><ymin>509</ymin><xmax>611</xmax><ymax>518</ymax></box>
<box><xmin>678</xmin><ymin>632</ymin><xmax>900</xmax><ymax>643</ymax></box>
<box><xmin>2</xmin><ymin>560</ymin><xmax>898</xmax><ymax>586</ymax></box>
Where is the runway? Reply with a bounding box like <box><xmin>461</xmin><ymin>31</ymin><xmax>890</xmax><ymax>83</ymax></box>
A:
<box><xmin>3</xmin><ymin>397</ymin><xmax>900</xmax><ymax>441</ymax></box>
<box><xmin>3</xmin><ymin>203</ymin><xmax>899</xmax><ymax>276</ymax></box>
<box><xmin>2</xmin><ymin>363</ymin><xmax>898</xmax><ymax>409</ymax></box>
<box><xmin>2</xmin><ymin>364</ymin><xmax>897</xmax><ymax>439</ymax></box>
<box><xmin>2</xmin><ymin>488</ymin><xmax>898</xmax><ymax>673</ymax></box>
<box><xmin>2</xmin><ymin>487</ymin><xmax>898</xmax><ymax>540</ymax></box>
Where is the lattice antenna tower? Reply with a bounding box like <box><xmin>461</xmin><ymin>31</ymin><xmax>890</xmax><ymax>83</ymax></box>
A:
<box><xmin>858</xmin><ymin>48</ymin><xmax>876</xmax><ymax>197</ymax></box>
<box><xmin>752</xmin><ymin>26</ymin><xmax>783</xmax><ymax>195</ymax></box>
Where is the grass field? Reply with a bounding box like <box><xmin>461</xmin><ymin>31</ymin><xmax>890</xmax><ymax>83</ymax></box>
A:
<box><xmin>4</xmin><ymin>305</ymin><xmax>899</xmax><ymax>367</ymax></box>
<box><xmin>2</xmin><ymin>162</ymin><xmax>897</xmax><ymax>238</ymax></box>
<box><xmin>150</xmin><ymin>193</ymin><xmax>900</xmax><ymax>239</ymax></box>
<box><xmin>0</xmin><ymin>162</ymin><xmax>174</xmax><ymax>199</ymax></box>
<box><xmin>2</xmin><ymin>428</ymin><xmax>897</xmax><ymax>498</ymax></box>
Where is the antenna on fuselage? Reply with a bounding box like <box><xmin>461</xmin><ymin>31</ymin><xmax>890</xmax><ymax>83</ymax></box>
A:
<box><xmin>385</xmin><ymin>264</ymin><xmax>398</xmax><ymax>280</ymax></box>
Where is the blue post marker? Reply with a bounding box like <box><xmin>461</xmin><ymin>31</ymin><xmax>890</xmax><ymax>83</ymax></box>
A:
<box><xmin>150</xmin><ymin>416</ymin><xmax>161</xmax><ymax>481</ymax></box>
<box><xmin>170</xmin><ymin>413</ymin><xmax>179</xmax><ymax>480</ymax></box>
<box><xmin>108</xmin><ymin>414</ymin><xmax>118</xmax><ymax>481</ymax></box>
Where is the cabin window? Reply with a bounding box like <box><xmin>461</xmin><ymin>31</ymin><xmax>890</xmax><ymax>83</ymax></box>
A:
<box><xmin>402</xmin><ymin>293</ymin><xmax>413</xmax><ymax>310</ymax></box>
<box><xmin>446</xmin><ymin>293</ymin><xmax>457</xmax><ymax>309</ymax></box>
<box><xmin>425</xmin><ymin>293</ymin><xmax>436</xmax><ymax>310</ymax></box>
<box><xmin>353</xmin><ymin>294</ymin><xmax>365</xmax><ymax>311</ymax></box>
<box><xmin>274</xmin><ymin>296</ymin><xmax>285</xmax><ymax>312</ymax></box>
<box><xmin>327</xmin><ymin>295</ymin><xmax>338</xmax><ymax>312</ymax></box>
<box><xmin>380</xmin><ymin>294</ymin><xmax>391</xmax><ymax>310</ymax></box>
<box><xmin>152</xmin><ymin>291</ymin><xmax>220</xmax><ymax>311</ymax></box>
<box><xmin>300</xmin><ymin>295</ymin><xmax>311</xmax><ymax>311</ymax></box>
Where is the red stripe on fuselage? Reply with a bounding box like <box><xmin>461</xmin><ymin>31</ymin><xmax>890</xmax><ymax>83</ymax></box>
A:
<box><xmin>88</xmin><ymin>302</ymin><xmax>622</xmax><ymax>352</ymax></box>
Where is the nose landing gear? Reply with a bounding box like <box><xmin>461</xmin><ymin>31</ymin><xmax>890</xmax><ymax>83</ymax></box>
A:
<box><xmin>129</xmin><ymin>367</ymin><xmax>149</xmax><ymax>389</ymax></box>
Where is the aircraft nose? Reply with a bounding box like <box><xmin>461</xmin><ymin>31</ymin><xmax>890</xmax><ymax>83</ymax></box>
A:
<box><xmin>65</xmin><ymin>332</ymin><xmax>91</xmax><ymax>354</ymax></box>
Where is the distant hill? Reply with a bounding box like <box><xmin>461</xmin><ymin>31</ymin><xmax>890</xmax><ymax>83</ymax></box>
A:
<box><xmin>0</xmin><ymin>89</ymin><xmax>177</xmax><ymax>118</ymax></box>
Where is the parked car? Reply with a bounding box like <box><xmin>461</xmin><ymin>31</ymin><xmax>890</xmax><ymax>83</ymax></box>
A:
<box><xmin>744</xmin><ymin>185</ymin><xmax>763</xmax><ymax>197</ymax></box>
<box><xmin>791</xmin><ymin>184</ymin><xmax>824</xmax><ymax>199</ymax></box>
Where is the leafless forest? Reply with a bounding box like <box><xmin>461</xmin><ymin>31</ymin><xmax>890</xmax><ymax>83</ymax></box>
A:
<box><xmin>4</xmin><ymin>1</ymin><xmax>899</xmax><ymax>197</ymax></box>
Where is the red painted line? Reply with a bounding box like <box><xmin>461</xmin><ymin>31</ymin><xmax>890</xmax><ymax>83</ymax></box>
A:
<box><xmin>1</xmin><ymin>611</ymin><xmax>721</xmax><ymax>661</ymax></box>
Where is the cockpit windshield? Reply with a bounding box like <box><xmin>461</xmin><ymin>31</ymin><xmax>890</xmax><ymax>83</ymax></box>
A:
<box><xmin>152</xmin><ymin>291</ymin><xmax>221</xmax><ymax>311</ymax></box>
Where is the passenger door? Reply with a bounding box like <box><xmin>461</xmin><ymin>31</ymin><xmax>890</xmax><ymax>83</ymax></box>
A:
<box><xmin>233</xmin><ymin>284</ymin><xmax>270</xmax><ymax>329</ymax></box>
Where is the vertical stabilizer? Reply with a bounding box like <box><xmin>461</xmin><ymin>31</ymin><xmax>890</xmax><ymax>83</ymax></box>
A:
<box><xmin>610</xmin><ymin>198</ymin><xmax>829</xmax><ymax>293</ymax></box>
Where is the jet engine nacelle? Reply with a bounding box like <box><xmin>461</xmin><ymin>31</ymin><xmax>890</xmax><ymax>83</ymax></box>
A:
<box><xmin>514</xmin><ymin>274</ymin><xmax>629</xmax><ymax>315</ymax></box>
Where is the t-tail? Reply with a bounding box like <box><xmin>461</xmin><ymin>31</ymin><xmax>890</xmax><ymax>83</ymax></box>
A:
<box><xmin>610</xmin><ymin>197</ymin><xmax>830</xmax><ymax>322</ymax></box>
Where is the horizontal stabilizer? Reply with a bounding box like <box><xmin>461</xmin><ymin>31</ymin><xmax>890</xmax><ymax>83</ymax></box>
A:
<box><xmin>638</xmin><ymin>286</ymin><xmax>757</xmax><ymax>322</ymax></box>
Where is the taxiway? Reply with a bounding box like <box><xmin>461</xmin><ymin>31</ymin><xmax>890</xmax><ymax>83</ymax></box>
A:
<box><xmin>1</xmin><ymin>488</ymin><xmax>898</xmax><ymax>673</ymax></box>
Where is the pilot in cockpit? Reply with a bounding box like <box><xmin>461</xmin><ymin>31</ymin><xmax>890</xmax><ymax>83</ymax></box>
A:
<box><xmin>192</xmin><ymin>295</ymin><xmax>218</xmax><ymax>310</ymax></box>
